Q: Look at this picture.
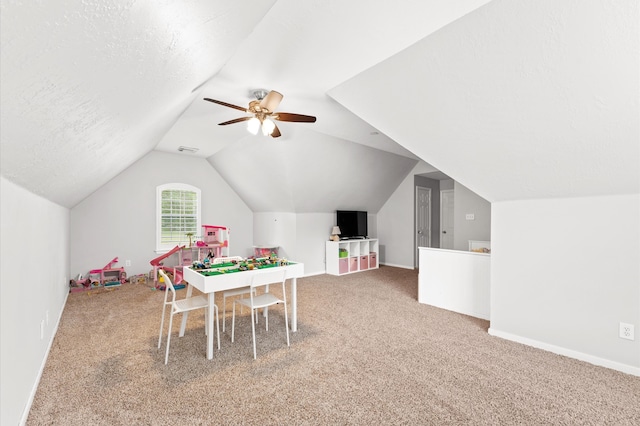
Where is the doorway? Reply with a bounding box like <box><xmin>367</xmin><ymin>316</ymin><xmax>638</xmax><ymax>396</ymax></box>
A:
<box><xmin>415</xmin><ymin>186</ymin><xmax>431</xmax><ymax>267</ymax></box>
<box><xmin>440</xmin><ymin>189</ymin><xmax>454</xmax><ymax>249</ymax></box>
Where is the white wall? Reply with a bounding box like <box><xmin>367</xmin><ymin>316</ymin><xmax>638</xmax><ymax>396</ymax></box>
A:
<box><xmin>70</xmin><ymin>151</ymin><xmax>254</xmax><ymax>278</ymax></box>
<box><xmin>253</xmin><ymin>212</ymin><xmax>376</xmax><ymax>276</ymax></box>
<box><xmin>296</xmin><ymin>213</ymin><xmax>336</xmax><ymax>275</ymax></box>
<box><xmin>208</xmin><ymin>129</ymin><xmax>419</xmax><ymax>214</ymax></box>
<box><xmin>490</xmin><ymin>194</ymin><xmax>640</xmax><ymax>375</ymax></box>
<box><xmin>253</xmin><ymin>212</ymin><xmax>297</xmax><ymax>259</ymax></box>
<box><xmin>378</xmin><ymin>161</ymin><xmax>492</xmax><ymax>267</ymax></box>
<box><xmin>453</xmin><ymin>181</ymin><xmax>491</xmax><ymax>251</ymax></box>
<box><xmin>1</xmin><ymin>177</ymin><xmax>70</xmax><ymax>426</ymax></box>
<box><xmin>330</xmin><ymin>0</ymin><xmax>639</xmax><ymax>204</ymax></box>
<box><xmin>378</xmin><ymin>161</ymin><xmax>438</xmax><ymax>268</ymax></box>
<box><xmin>418</xmin><ymin>247</ymin><xmax>490</xmax><ymax>320</ymax></box>
<box><xmin>254</xmin><ymin>212</ymin><xmax>335</xmax><ymax>276</ymax></box>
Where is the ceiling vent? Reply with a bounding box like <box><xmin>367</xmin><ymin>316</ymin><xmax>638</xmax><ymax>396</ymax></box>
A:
<box><xmin>178</xmin><ymin>146</ymin><xmax>199</xmax><ymax>153</ymax></box>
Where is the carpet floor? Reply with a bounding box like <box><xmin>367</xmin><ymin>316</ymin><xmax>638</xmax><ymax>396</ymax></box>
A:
<box><xmin>27</xmin><ymin>266</ymin><xmax>640</xmax><ymax>425</ymax></box>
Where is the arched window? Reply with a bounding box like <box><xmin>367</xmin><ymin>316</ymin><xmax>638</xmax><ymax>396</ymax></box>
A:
<box><xmin>156</xmin><ymin>183</ymin><xmax>201</xmax><ymax>252</ymax></box>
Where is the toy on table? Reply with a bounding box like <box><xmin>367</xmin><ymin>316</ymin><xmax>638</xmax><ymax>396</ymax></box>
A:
<box><xmin>191</xmin><ymin>255</ymin><xmax>292</xmax><ymax>277</ymax></box>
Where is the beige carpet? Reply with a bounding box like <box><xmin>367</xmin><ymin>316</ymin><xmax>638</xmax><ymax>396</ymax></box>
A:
<box><xmin>28</xmin><ymin>266</ymin><xmax>640</xmax><ymax>425</ymax></box>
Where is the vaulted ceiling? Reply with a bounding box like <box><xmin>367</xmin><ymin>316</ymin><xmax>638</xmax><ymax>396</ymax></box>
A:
<box><xmin>1</xmin><ymin>0</ymin><xmax>637</xmax><ymax>211</ymax></box>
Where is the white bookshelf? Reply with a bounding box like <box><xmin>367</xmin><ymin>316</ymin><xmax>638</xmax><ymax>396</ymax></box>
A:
<box><xmin>326</xmin><ymin>239</ymin><xmax>379</xmax><ymax>275</ymax></box>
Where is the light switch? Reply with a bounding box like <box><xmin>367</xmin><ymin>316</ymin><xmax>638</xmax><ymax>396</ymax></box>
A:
<box><xmin>465</xmin><ymin>213</ymin><xmax>475</xmax><ymax>220</ymax></box>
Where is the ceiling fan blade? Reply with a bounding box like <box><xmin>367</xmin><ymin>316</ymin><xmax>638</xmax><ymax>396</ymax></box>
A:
<box><xmin>271</xmin><ymin>123</ymin><xmax>282</xmax><ymax>138</ymax></box>
<box><xmin>204</xmin><ymin>98</ymin><xmax>248</xmax><ymax>113</ymax></box>
<box><xmin>218</xmin><ymin>116</ymin><xmax>252</xmax><ymax>126</ymax></box>
<box><xmin>260</xmin><ymin>90</ymin><xmax>283</xmax><ymax>112</ymax></box>
<box><xmin>274</xmin><ymin>112</ymin><xmax>317</xmax><ymax>123</ymax></box>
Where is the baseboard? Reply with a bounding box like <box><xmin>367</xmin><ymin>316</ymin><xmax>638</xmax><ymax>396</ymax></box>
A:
<box><xmin>488</xmin><ymin>327</ymin><xmax>640</xmax><ymax>377</ymax></box>
<box><xmin>20</xmin><ymin>290</ymin><xmax>70</xmax><ymax>426</ymax></box>
<box><xmin>380</xmin><ymin>262</ymin><xmax>414</xmax><ymax>270</ymax></box>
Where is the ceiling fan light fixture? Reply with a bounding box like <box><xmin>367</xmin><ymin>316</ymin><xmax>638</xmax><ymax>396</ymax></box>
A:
<box><xmin>204</xmin><ymin>89</ymin><xmax>315</xmax><ymax>138</ymax></box>
<box><xmin>247</xmin><ymin>117</ymin><xmax>261</xmax><ymax>135</ymax></box>
<box><xmin>262</xmin><ymin>118</ymin><xmax>276</xmax><ymax>136</ymax></box>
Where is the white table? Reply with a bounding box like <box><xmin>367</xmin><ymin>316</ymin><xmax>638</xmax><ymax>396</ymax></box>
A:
<box><xmin>181</xmin><ymin>262</ymin><xmax>304</xmax><ymax>360</ymax></box>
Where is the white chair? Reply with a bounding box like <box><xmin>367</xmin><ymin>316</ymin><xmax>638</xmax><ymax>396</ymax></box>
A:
<box><xmin>212</xmin><ymin>256</ymin><xmax>255</xmax><ymax>332</ymax></box>
<box><xmin>157</xmin><ymin>269</ymin><xmax>220</xmax><ymax>365</ymax></box>
<box><xmin>231</xmin><ymin>269</ymin><xmax>289</xmax><ymax>359</ymax></box>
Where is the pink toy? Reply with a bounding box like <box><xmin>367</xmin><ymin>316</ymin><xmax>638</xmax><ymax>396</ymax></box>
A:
<box><xmin>149</xmin><ymin>226</ymin><xmax>230</xmax><ymax>288</ymax></box>
<box><xmin>70</xmin><ymin>257</ymin><xmax>126</xmax><ymax>293</ymax></box>
<box><xmin>150</xmin><ymin>245</ymin><xmax>187</xmax><ymax>287</ymax></box>
<box><xmin>69</xmin><ymin>274</ymin><xmax>91</xmax><ymax>292</ymax></box>
<box><xmin>88</xmin><ymin>257</ymin><xmax>126</xmax><ymax>286</ymax></box>
<box><xmin>201</xmin><ymin>225</ymin><xmax>229</xmax><ymax>258</ymax></box>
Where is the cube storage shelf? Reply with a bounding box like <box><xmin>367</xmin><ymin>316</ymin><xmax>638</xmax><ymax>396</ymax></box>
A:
<box><xmin>326</xmin><ymin>239</ymin><xmax>379</xmax><ymax>276</ymax></box>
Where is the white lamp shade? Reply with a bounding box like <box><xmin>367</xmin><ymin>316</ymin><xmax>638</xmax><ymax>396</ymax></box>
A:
<box><xmin>247</xmin><ymin>117</ymin><xmax>261</xmax><ymax>135</ymax></box>
<box><xmin>331</xmin><ymin>226</ymin><xmax>341</xmax><ymax>235</ymax></box>
<box><xmin>262</xmin><ymin>118</ymin><xmax>276</xmax><ymax>136</ymax></box>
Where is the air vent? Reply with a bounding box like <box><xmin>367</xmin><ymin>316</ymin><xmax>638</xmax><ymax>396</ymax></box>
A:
<box><xmin>177</xmin><ymin>146</ymin><xmax>199</xmax><ymax>153</ymax></box>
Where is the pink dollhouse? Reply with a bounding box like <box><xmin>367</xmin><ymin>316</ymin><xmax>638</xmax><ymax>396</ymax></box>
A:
<box><xmin>150</xmin><ymin>225</ymin><xmax>229</xmax><ymax>287</ymax></box>
<box><xmin>199</xmin><ymin>225</ymin><xmax>229</xmax><ymax>258</ymax></box>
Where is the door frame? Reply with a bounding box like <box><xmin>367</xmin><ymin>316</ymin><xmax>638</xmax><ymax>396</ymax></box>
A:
<box><xmin>415</xmin><ymin>186</ymin><xmax>432</xmax><ymax>268</ymax></box>
<box><xmin>440</xmin><ymin>189</ymin><xmax>454</xmax><ymax>250</ymax></box>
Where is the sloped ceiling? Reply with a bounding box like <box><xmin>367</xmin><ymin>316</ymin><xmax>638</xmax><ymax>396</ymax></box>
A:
<box><xmin>0</xmin><ymin>0</ymin><xmax>490</xmax><ymax>210</ymax></box>
<box><xmin>2</xmin><ymin>0</ymin><xmax>636</xmax><ymax>212</ymax></box>
<box><xmin>0</xmin><ymin>0</ymin><xmax>277</xmax><ymax>208</ymax></box>
<box><xmin>331</xmin><ymin>0</ymin><xmax>639</xmax><ymax>202</ymax></box>
<box><xmin>207</xmin><ymin>128</ymin><xmax>418</xmax><ymax>213</ymax></box>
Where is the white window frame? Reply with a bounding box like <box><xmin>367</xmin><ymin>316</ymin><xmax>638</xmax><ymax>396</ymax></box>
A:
<box><xmin>156</xmin><ymin>183</ymin><xmax>201</xmax><ymax>252</ymax></box>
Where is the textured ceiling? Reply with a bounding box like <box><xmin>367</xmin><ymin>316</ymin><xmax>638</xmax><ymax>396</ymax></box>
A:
<box><xmin>0</xmin><ymin>0</ymin><xmax>277</xmax><ymax>207</ymax></box>
<box><xmin>1</xmin><ymin>0</ymin><xmax>637</xmax><ymax>211</ymax></box>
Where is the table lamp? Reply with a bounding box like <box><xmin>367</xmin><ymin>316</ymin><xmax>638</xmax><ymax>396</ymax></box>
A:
<box><xmin>331</xmin><ymin>226</ymin><xmax>341</xmax><ymax>241</ymax></box>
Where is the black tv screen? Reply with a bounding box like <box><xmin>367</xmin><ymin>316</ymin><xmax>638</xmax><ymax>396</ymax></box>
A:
<box><xmin>336</xmin><ymin>210</ymin><xmax>368</xmax><ymax>239</ymax></box>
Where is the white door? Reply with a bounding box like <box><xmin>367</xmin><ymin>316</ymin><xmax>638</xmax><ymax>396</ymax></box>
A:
<box><xmin>415</xmin><ymin>186</ymin><xmax>431</xmax><ymax>267</ymax></box>
<box><xmin>440</xmin><ymin>189</ymin><xmax>454</xmax><ymax>249</ymax></box>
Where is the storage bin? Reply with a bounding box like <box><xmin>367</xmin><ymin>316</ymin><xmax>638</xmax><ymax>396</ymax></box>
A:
<box><xmin>349</xmin><ymin>257</ymin><xmax>358</xmax><ymax>272</ymax></box>
<box><xmin>338</xmin><ymin>258</ymin><xmax>349</xmax><ymax>274</ymax></box>
<box><xmin>254</xmin><ymin>246</ymin><xmax>279</xmax><ymax>258</ymax></box>
<box><xmin>360</xmin><ymin>255</ymin><xmax>369</xmax><ymax>270</ymax></box>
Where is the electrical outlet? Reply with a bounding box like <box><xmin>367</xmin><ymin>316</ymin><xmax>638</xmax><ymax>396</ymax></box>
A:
<box><xmin>125</xmin><ymin>259</ymin><xmax>131</xmax><ymax>267</ymax></box>
<box><xmin>465</xmin><ymin>213</ymin><xmax>475</xmax><ymax>220</ymax></box>
<box><xmin>619</xmin><ymin>323</ymin><xmax>635</xmax><ymax>341</ymax></box>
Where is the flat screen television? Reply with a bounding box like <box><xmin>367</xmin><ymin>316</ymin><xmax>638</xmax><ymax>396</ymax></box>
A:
<box><xmin>336</xmin><ymin>210</ymin><xmax>368</xmax><ymax>239</ymax></box>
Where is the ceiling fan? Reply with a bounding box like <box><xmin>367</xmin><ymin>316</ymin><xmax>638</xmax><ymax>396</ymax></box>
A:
<box><xmin>204</xmin><ymin>89</ymin><xmax>316</xmax><ymax>138</ymax></box>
